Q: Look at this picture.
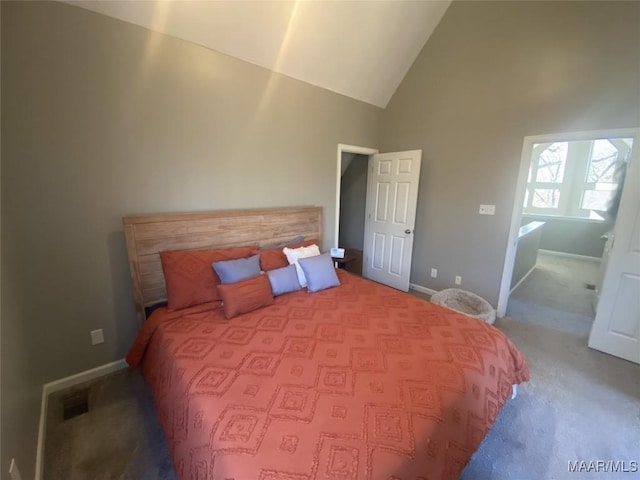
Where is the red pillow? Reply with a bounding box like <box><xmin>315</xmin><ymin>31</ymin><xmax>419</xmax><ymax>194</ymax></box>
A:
<box><xmin>256</xmin><ymin>238</ymin><xmax>319</xmax><ymax>271</ymax></box>
<box><xmin>160</xmin><ymin>245</ymin><xmax>257</xmax><ymax>310</ymax></box>
<box><xmin>217</xmin><ymin>274</ymin><xmax>274</xmax><ymax>319</ymax></box>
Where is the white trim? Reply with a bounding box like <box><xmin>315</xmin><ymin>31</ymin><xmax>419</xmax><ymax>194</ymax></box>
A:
<box><xmin>335</xmin><ymin>144</ymin><xmax>378</xmax><ymax>248</ymax></box>
<box><xmin>409</xmin><ymin>283</ymin><xmax>439</xmax><ymax>296</ymax></box>
<box><xmin>497</xmin><ymin>128</ymin><xmax>639</xmax><ymax>318</ymax></box>
<box><xmin>521</xmin><ymin>213</ymin><xmax>614</xmax><ymax>225</ymax></box>
<box><xmin>42</xmin><ymin>359</ymin><xmax>128</xmax><ymax>394</ymax></box>
<box><xmin>34</xmin><ymin>359</ymin><xmax>128</xmax><ymax>480</ymax></box>
<box><xmin>497</xmin><ymin>135</ymin><xmax>533</xmax><ymax>317</ymax></box>
<box><xmin>509</xmin><ymin>264</ymin><xmax>537</xmax><ymax>294</ymax></box>
<box><xmin>34</xmin><ymin>387</ymin><xmax>48</xmax><ymax>480</ymax></box>
<box><xmin>538</xmin><ymin>249</ymin><xmax>601</xmax><ymax>263</ymax></box>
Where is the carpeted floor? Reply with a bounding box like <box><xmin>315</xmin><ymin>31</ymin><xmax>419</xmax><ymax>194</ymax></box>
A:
<box><xmin>44</xmin><ymin>254</ymin><xmax>640</xmax><ymax>479</ymax></box>
<box><xmin>44</xmin><ymin>370</ymin><xmax>174</xmax><ymax>480</ymax></box>
<box><xmin>507</xmin><ymin>251</ymin><xmax>599</xmax><ymax>336</ymax></box>
<box><xmin>460</xmin><ymin>317</ymin><xmax>640</xmax><ymax>480</ymax></box>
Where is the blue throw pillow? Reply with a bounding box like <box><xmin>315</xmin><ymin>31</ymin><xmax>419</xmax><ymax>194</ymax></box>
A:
<box><xmin>266</xmin><ymin>264</ymin><xmax>302</xmax><ymax>296</ymax></box>
<box><xmin>212</xmin><ymin>254</ymin><xmax>261</xmax><ymax>284</ymax></box>
<box><xmin>297</xmin><ymin>253</ymin><xmax>340</xmax><ymax>293</ymax></box>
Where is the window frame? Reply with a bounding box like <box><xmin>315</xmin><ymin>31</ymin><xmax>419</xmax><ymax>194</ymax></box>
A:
<box><xmin>523</xmin><ymin>139</ymin><xmax>630</xmax><ymax>221</ymax></box>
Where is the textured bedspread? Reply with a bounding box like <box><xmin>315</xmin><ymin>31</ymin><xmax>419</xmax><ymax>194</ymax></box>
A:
<box><xmin>127</xmin><ymin>270</ymin><xmax>529</xmax><ymax>480</ymax></box>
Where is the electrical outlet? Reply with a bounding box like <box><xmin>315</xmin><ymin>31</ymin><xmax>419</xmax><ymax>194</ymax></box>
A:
<box><xmin>9</xmin><ymin>458</ymin><xmax>22</xmax><ymax>480</ymax></box>
<box><xmin>90</xmin><ymin>329</ymin><xmax>104</xmax><ymax>345</ymax></box>
<box><xmin>479</xmin><ymin>204</ymin><xmax>495</xmax><ymax>215</ymax></box>
<box><xmin>430</xmin><ymin>268</ymin><xmax>438</xmax><ymax>278</ymax></box>
<box><xmin>455</xmin><ymin>275</ymin><xmax>462</xmax><ymax>285</ymax></box>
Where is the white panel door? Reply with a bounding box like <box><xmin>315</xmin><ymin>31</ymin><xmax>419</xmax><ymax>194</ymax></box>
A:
<box><xmin>363</xmin><ymin>150</ymin><xmax>421</xmax><ymax>291</ymax></box>
<box><xmin>588</xmin><ymin>137</ymin><xmax>640</xmax><ymax>364</ymax></box>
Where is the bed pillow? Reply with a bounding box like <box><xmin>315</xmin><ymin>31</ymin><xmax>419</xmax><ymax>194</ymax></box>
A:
<box><xmin>257</xmin><ymin>238</ymin><xmax>319</xmax><ymax>271</ymax></box>
<box><xmin>160</xmin><ymin>245</ymin><xmax>256</xmax><ymax>310</ymax></box>
<box><xmin>283</xmin><ymin>243</ymin><xmax>321</xmax><ymax>287</ymax></box>
<box><xmin>216</xmin><ymin>274</ymin><xmax>274</xmax><ymax>319</ymax></box>
<box><xmin>298</xmin><ymin>253</ymin><xmax>341</xmax><ymax>293</ymax></box>
<box><xmin>266</xmin><ymin>265</ymin><xmax>302</xmax><ymax>296</ymax></box>
<box><xmin>212</xmin><ymin>254</ymin><xmax>261</xmax><ymax>284</ymax></box>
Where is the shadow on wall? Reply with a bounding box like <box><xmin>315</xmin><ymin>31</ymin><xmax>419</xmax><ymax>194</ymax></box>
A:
<box><xmin>107</xmin><ymin>231</ymin><xmax>138</xmax><ymax>356</ymax></box>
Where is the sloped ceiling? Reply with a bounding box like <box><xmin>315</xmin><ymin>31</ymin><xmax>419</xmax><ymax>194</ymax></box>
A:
<box><xmin>66</xmin><ymin>0</ymin><xmax>451</xmax><ymax>108</ymax></box>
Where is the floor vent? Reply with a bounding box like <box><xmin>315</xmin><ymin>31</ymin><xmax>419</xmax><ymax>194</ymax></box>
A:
<box><xmin>62</xmin><ymin>390</ymin><xmax>89</xmax><ymax>421</ymax></box>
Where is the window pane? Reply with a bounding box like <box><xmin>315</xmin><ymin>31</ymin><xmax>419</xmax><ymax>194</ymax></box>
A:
<box><xmin>587</xmin><ymin>139</ymin><xmax>619</xmax><ymax>183</ymax></box>
<box><xmin>582</xmin><ymin>189</ymin><xmax>616</xmax><ymax>211</ymax></box>
<box><xmin>532</xmin><ymin>189</ymin><xmax>560</xmax><ymax>208</ymax></box>
<box><xmin>535</xmin><ymin>142</ymin><xmax>567</xmax><ymax>183</ymax></box>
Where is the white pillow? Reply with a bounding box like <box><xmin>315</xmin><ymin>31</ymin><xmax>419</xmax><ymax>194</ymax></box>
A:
<box><xmin>283</xmin><ymin>244</ymin><xmax>320</xmax><ymax>287</ymax></box>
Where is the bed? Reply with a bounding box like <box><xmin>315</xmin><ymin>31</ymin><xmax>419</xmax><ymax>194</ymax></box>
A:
<box><xmin>124</xmin><ymin>206</ymin><xmax>529</xmax><ymax>480</ymax></box>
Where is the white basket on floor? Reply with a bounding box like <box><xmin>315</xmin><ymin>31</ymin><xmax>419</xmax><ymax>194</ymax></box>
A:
<box><xmin>431</xmin><ymin>288</ymin><xmax>496</xmax><ymax>325</ymax></box>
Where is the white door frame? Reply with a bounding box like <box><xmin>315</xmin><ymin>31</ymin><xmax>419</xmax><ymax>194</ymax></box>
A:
<box><xmin>334</xmin><ymin>144</ymin><xmax>379</xmax><ymax>248</ymax></box>
<box><xmin>497</xmin><ymin>128</ymin><xmax>639</xmax><ymax>317</ymax></box>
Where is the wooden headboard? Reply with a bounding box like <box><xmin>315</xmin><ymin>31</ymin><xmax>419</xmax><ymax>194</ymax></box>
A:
<box><xmin>123</xmin><ymin>206</ymin><xmax>323</xmax><ymax>326</ymax></box>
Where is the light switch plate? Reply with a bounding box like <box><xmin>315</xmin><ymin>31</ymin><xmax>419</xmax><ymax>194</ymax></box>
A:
<box><xmin>479</xmin><ymin>204</ymin><xmax>495</xmax><ymax>215</ymax></box>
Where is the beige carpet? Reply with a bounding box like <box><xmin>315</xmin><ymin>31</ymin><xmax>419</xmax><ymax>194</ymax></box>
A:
<box><xmin>506</xmin><ymin>251</ymin><xmax>599</xmax><ymax>336</ymax></box>
<box><xmin>460</xmin><ymin>316</ymin><xmax>640</xmax><ymax>480</ymax></box>
<box><xmin>462</xmin><ymin>252</ymin><xmax>639</xmax><ymax>479</ymax></box>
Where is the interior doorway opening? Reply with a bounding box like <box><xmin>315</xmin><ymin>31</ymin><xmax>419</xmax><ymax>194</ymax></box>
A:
<box><xmin>337</xmin><ymin>152</ymin><xmax>369</xmax><ymax>275</ymax></box>
<box><xmin>499</xmin><ymin>130</ymin><xmax>636</xmax><ymax>337</ymax></box>
<box><xmin>335</xmin><ymin>145</ymin><xmax>422</xmax><ymax>292</ymax></box>
<box><xmin>334</xmin><ymin>144</ymin><xmax>378</xmax><ymax>277</ymax></box>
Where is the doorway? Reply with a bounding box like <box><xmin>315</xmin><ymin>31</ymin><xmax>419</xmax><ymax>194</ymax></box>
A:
<box><xmin>335</xmin><ymin>144</ymin><xmax>378</xmax><ymax>275</ymax></box>
<box><xmin>335</xmin><ymin>145</ymin><xmax>422</xmax><ymax>292</ymax></box>
<box><xmin>337</xmin><ymin>152</ymin><xmax>369</xmax><ymax>275</ymax></box>
<box><xmin>498</xmin><ymin>130</ymin><xmax>636</xmax><ymax>336</ymax></box>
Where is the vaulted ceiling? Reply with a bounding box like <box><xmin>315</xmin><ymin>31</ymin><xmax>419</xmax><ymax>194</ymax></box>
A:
<box><xmin>67</xmin><ymin>1</ymin><xmax>451</xmax><ymax>108</ymax></box>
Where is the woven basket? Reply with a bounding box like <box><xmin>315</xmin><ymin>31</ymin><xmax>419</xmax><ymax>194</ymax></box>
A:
<box><xmin>430</xmin><ymin>288</ymin><xmax>496</xmax><ymax>325</ymax></box>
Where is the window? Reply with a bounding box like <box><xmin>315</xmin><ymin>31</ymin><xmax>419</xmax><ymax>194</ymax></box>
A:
<box><xmin>524</xmin><ymin>142</ymin><xmax>567</xmax><ymax>214</ymax></box>
<box><xmin>523</xmin><ymin>138</ymin><xmax>633</xmax><ymax>220</ymax></box>
<box><xmin>581</xmin><ymin>140</ymin><xmax>623</xmax><ymax>212</ymax></box>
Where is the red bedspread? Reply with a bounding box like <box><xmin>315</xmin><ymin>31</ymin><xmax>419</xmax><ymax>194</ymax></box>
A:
<box><xmin>127</xmin><ymin>270</ymin><xmax>529</xmax><ymax>480</ymax></box>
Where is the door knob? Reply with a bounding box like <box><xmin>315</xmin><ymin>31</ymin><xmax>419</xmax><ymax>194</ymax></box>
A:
<box><xmin>405</xmin><ymin>229</ymin><xmax>412</xmax><ymax>234</ymax></box>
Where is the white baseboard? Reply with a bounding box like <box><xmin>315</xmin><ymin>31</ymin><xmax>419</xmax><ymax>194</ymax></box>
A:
<box><xmin>538</xmin><ymin>249</ymin><xmax>601</xmax><ymax>263</ymax></box>
<box><xmin>509</xmin><ymin>264</ymin><xmax>537</xmax><ymax>294</ymax></box>
<box><xmin>42</xmin><ymin>359</ymin><xmax>128</xmax><ymax>395</ymax></box>
<box><xmin>34</xmin><ymin>387</ymin><xmax>48</xmax><ymax>480</ymax></box>
<box><xmin>34</xmin><ymin>359</ymin><xmax>128</xmax><ymax>480</ymax></box>
<box><xmin>409</xmin><ymin>283</ymin><xmax>439</xmax><ymax>296</ymax></box>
